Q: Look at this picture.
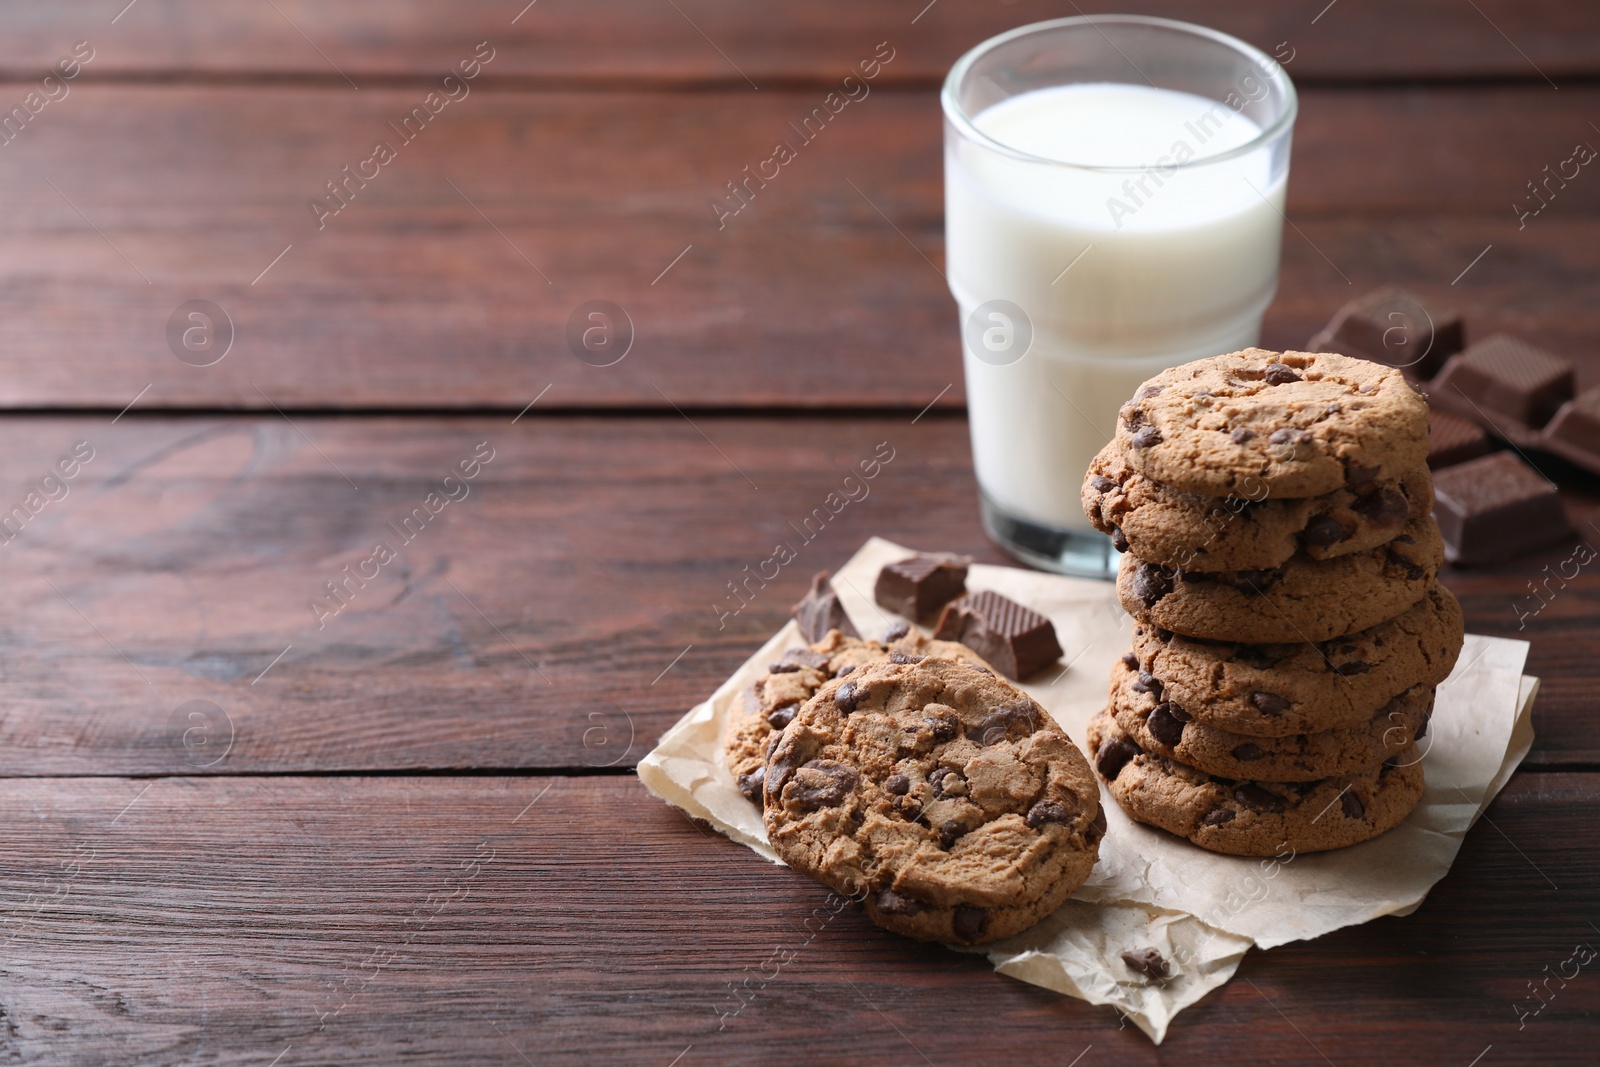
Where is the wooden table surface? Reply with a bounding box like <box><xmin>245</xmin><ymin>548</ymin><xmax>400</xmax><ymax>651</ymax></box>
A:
<box><xmin>3</xmin><ymin>2</ymin><xmax>1597</xmax><ymax>1063</ymax></box>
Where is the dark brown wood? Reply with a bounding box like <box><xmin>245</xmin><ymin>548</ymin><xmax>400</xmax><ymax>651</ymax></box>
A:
<box><xmin>0</xmin><ymin>85</ymin><xmax>1595</xmax><ymax>410</ymax></box>
<box><xmin>0</xmin><ymin>772</ymin><xmax>1592</xmax><ymax>1063</ymax></box>
<box><xmin>4</xmin><ymin>1</ymin><xmax>1598</xmax><ymax>84</ymax></box>
<box><xmin>0</xmin><ymin>414</ymin><xmax>1592</xmax><ymax>774</ymax></box>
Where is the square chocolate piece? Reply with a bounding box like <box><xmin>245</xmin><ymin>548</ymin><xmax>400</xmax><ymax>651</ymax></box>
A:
<box><xmin>1428</xmin><ymin>410</ymin><xmax>1493</xmax><ymax>469</ymax></box>
<box><xmin>874</xmin><ymin>554</ymin><xmax>969</xmax><ymax>624</ymax></box>
<box><xmin>1433</xmin><ymin>334</ymin><xmax>1574</xmax><ymax>428</ymax></box>
<box><xmin>1546</xmin><ymin>385</ymin><xmax>1600</xmax><ymax>454</ymax></box>
<box><xmin>1432</xmin><ymin>452</ymin><xmax>1573</xmax><ymax>565</ymax></box>
<box><xmin>933</xmin><ymin>590</ymin><xmax>1062</xmax><ymax>680</ymax></box>
<box><xmin>792</xmin><ymin>571</ymin><xmax>858</xmax><ymax>643</ymax></box>
<box><xmin>1316</xmin><ymin>286</ymin><xmax>1464</xmax><ymax>379</ymax></box>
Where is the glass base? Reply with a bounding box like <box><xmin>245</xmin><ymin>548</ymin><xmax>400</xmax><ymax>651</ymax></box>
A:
<box><xmin>979</xmin><ymin>490</ymin><xmax>1121</xmax><ymax>580</ymax></box>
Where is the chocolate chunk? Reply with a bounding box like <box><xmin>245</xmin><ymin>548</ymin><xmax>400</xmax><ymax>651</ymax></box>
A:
<box><xmin>1434</xmin><ymin>334</ymin><xmax>1573</xmax><ymax>427</ymax></box>
<box><xmin>1120</xmin><ymin>947</ymin><xmax>1170</xmax><ymax>979</ymax></box>
<box><xmin>1121</xmin><ymin>403</ymin><xmax>1144</xmax><ymax>430</ymax></box>
<box><xmin>952</xmin><ymin>904</ymin><xmax>989</xmax><ymax>943</ymax></box>
<box><xmin>882</xmin><ymin>620</ymin><xmax>911</xmax><ymax>642</ymax></box>
<box><xmin>1136</xmin><ymin>384</ymin><xmax>1163</xmax><ymax>400</ymax></box>
<box><xmin>1316</xmin><ymin>286</ymin><xmax>1464</xmax><ymax>379</ymax></box>
<box><xmin>1146</xmin><ymin>703</ymin><xmax>1186</xmax><ymax>747</ymax></box>
<box><xmin>1268</xmin><ymin>427</ymin><xmax>1312</xmax><ymax>457</ymax></box>
<box><xmin>930</xmin><ymin>769</ymin><xmax>968</xmax><ymax>799</ymax></box>
<box><xmin>892</xmin><ymin>795</ymin><xmax>922</xmax><ymax>820</ymax></box>
<box><xmin>1230</xmin><ymin>743</ymin><xmax>1263</xmax><ymax>761</ymax></box>
<box><xmin>972</xmin><ymin>702</ymin><xmax>1038</xmax><ymax>745</ymax></box>
<box><xmin>1384</xmin><ymin>546</ymin><xmax>1426</xmax><ymax>582</ymax></box>
<box><xmin>1352</xmin><ymin>488</ymin><xmax>1410</xmax><ymax>526</ymax></box>
<box><xmin>1095</xmin><ymin>737</ymin><xmax>1139</xmax><ymax>780</ymax></box>
<box><xmin>1202</xmin><ymin>808</ymin><xmax>1235</xmax><ymax>826</ymax></box>
<box><xmin>1234</xmin><ymin>784</ymin><xmax>1286</xmax><ymax>813</ymax></box>
<box><xmin>1120</xmin><ymin>652</ymin><xmax>1139</xmax><ymax>669</ymax></box>
<box><xmin>1129</xmin><ymin>426</ymin><xmax>1163</xmax><ymax>449</ymax></box>
<box><xmin>888</xmin><ymin>650</ymin><xmax>924</xmax><ymax>664</ymax></box>
<box><xmin>1263</xmin><ymin>362</ymin><xmax>1301</xmax><ymax>385</ymax></box>
<box><xmin>737</xmin><ymin>767</ymin><xmax>764</xmax><ymax>803</ymax></box>
<box><xmin>966</xmin><ymin>663</ymin><xmax>993</xmax><ymax>676</ymax></box>
<box><xmin>1302</xmin><ymin>513</ymin><xmax>1349</xmax><ymax>547</ymax></box>
<box><xmin>1428</xmin><ymin>410</ymin><xmax>1493</xmax><ymax>470</ymax></box>
<box><xmin>939</xmin><ymin>819</ymin><xmax>967</xmax><ymax>849</ymax></box>
<box><xmin>1230</xmin><ymin>426</ymin><xmax>1256</xmax><ymax>444</ymax></box>
<box><xmin>835</xmin><ymin>664</ymin><xmax>856</xmax><ymax>678</ymax></box>
<box><xmin>1415</xmin><ymin>716</ymin><xmax>1429</xmax><ymax>741</ymax></box>
<box><xmin>1130</xmin><ymin>562</ymin><xmax>1175</xmax><ymax>606</ymax></box>
<box><xmin>834</xmin><ymin>680</ymin><xmax>862</xmax><ymax>713</ymax></box>
<box><xmin>1433</xmin><ymin>452</ymin><xmax>1574</xmax><ymax>565</ymax></box>
<box><xmin>792</xmin><ymin>571</ymin><xmax>859</xmax><ymax>643</ymax></box>
<box><xmin>1025</xmin><ymin>800</ymin><xmax>1073</xmax><ymax>828</ymax></box>
<box><xmin>1131</xmin><ymin>670</ymin><xmax>1163</xmax><ymax>698</ymax></box>
<box><xmin>884</xmin><ymin>773</ymin><xmax>911</xmax><ymax>796</ymax></box>
<box><xmin>924</xmin><ymin>714</ymin><xmax>959</xmax><ymax>741</ymax></box>
<box><xmin>1110</xmin><ymin>526</ymin><xmax>1130</xmax><ymax>553</ymax></box>
<box><xmin>932</xmin><ymin>590</ymin><xmax>1062</xmax><ymax>681</ymax></box>
<box><xmin>765</xmin><ymin>732</ymin><xmax>783</xmax><ymax>758</ymax></box>
<box><xmin>784</xmin><ymin>760</ymin><xmax>858</xmax><ymax>810</ymax></box>
<box><xmin>876</xmin><ymin>889</ymin><xmax>923</xmax><ymax>916</ymax></box>
<box><xmin>1547</xmin><ymin>385</ymin><xmax>1600</xmax><ymax>455</ymax></box>
<box><xmin>1089</xmin><ymin>474</ymin><xmax>1116</xmax><ymax>493</ymax></box>
<box><xmin>765</xmin><ymin>750</ymin><xmax>797</xmax><ymax>798</ymax></box>
<box><xmin>1346</xmin><ymin>462</ymin><xmax>1381</xmax><ymax>486</ymax></box>
<box><xmin>874</xmin><ymin>553</ymin><xmax>971</xmax><ymax>624</ymax></box>
<box><xmin>1333</xmin><ymin>660</ymin><xmax>1371</xmax><ymax>676</ymax></box>
<box><xmin>1341</xmin><ymin>790</ymin><xmax>1366</xmax><ymax>820</ymax></box>
<box><xmin>766</xmin><ymin>703</ymin><xmax>798</xmax><ymax>729</ymax></box>
<box><xmin>769</xmin><ymin>662</ymin><xmax>803</xmax><ymax>674</ymax></box>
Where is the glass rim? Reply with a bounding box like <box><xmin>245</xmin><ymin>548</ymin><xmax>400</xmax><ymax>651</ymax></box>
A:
<box><xmin>941</xmin><ymin>14</ymin><xmax>1298</xmax><ymax>173</ymax></box>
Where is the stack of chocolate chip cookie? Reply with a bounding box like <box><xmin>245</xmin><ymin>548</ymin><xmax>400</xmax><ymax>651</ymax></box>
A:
<box><xmin>1080</xmin><ymin>349</ymin><xmax>1466</xmax><ymax>856</ymax></box>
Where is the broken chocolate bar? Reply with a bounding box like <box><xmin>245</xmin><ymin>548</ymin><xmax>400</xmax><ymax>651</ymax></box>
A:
<box><xmin>933</xmin><ymin>590</ymin><xmax>1062</xmax><ymax>680</ymax></box>
<box><xmin>1432</xmin><ymin>334</ymin><xmax>1574</xmax><ymax>427</ymax></box>
<box><xmin>1428</xmin><ymin>410</ymin><xmax>1493</xmax><ymax>469</ymax></box>
<box><xmin>1546</xmin><ymin>385</ymin><xmax>1600</xmax><ymax>453</ymax></box>
<box><xmin>792</xmin><ymin>571</ymin><xmax>858</xmax><ymax>643</ymax></box>
<box><xmin>1432</xmin><ymin>452</ymin><xmax>1573</xmax><ymax>566</ymax></box>
<box><xmin>874</xmin><ymin>554</ymin><xmax>969</xmax><ymax>624</ymax></box>
<box><xmin>1309</xmin><ymin>286</ymin><xmax>1464</xmax><ymax>379</ymax></box>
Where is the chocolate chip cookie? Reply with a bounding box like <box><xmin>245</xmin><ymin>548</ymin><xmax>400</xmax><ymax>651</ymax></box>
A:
<box><xmin>1087</xmin><ymin>710</ymin><xmax>1425</xmax><ymax>856</ymax></box>
<box><xmin>1106</xmin><ymin>656</ymin><xmax>1432</xmax><ymax>781</ymax></box>
<box><xmin>1113</xmin><ymin>349</ymin><xmax>1430</xmax><ymax>500</ymax></box>
<box><xmin>764</xmin><ymin>657</ymin><xmax>1103</xmax><ymax>944</ymax></box>
<box><xmin>1083</xmin><ymin>441</ymin><xmax>1432</xmax><ymax>572</ymax></box>
<box><xmin>722</xmin><ymin>630</ymin><xmax>989</xmax><ymax>805</ymax></box>
<box><xmin>1128</xmin><ymin>583</ymin><xmax>1465</xmax><ymax>737</ymax></box>
<box><xmin>1118</xmin><ymin>516</ymin><xmax>1444</xmax><ymax>643</ymax></box>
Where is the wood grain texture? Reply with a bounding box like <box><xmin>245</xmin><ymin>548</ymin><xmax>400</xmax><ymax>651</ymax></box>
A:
<box><xmin>4</xmin><ymin>1</ymin><xmax>1598</xmax><ymax>84</ymax></box>
<box><xmin>0</xmin><ymin>414</ymin><xmax>1592</xmax><ymax>774</ymax></box>
<box><xmin>0</xmin><ymin>772</ymin><xmax>1593</xmax><ymax>1064</ymax></box>
<box><xmin>0</xmin><ymin>84</ymin><xmax>1595</xmax><ymax>410</ymax></box>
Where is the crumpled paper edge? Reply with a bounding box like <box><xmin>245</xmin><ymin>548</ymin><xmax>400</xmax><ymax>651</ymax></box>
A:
<box><xmin>639</xmin><ymin>537</ymin><xmax>1537</xmax><ymax>1042</ymax></box>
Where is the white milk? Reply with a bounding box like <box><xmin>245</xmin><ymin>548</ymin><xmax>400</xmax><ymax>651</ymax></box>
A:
<box><xmin>946</xmin><ymin>82</ymin><xmax>1286</xmax><ymax>531</ymax></box>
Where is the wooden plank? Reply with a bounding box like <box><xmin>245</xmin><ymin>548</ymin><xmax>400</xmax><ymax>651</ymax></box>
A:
<box><xmin>0</xmin><ymin>772</ymin><xmax>1593</xmax><ymax>1063</ymax></box>
<box><xmin>0</xmin><ymin>414</ymin><xmax>1592</xmax><ymax>774</ymax></box>
<box><xmin>4</xmin><ymin>1</ymin><xmax>1598</xmax><ymax>84</ymax></box>
<box><xmin>0</xmin><ymin>84</ymin><xmax>1596</xmax><ymax>410</ymax></box>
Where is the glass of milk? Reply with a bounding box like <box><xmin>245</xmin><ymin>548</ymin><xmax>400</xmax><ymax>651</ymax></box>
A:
<box><xmin>943</xmin><ymin>16</ymin><xmax>1297</xmax><ymax>577</ymax></box>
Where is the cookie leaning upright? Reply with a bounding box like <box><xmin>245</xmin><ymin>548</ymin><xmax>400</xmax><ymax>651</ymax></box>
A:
<box><xmin>763</xmin><ymin>657</ymin><xmax>1103</xmax><ymax>945</ymax></box>
<box><xmin>1114</xmin><ymin>349</ymin><xmax>1430</xmax><ymax>500</ymax></box>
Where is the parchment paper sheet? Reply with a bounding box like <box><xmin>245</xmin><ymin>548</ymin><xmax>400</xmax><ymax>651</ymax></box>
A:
<box><xmin>639</xmin><ymin>537</ymin><xmax>1536</xmax><ymax>1042</ymax></box>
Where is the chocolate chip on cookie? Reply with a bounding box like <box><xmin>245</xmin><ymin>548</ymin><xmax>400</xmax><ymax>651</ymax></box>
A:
<box><xmin>764</xmin><ymin>658</ymin><xmax>1101</xmax><ymax>944</ymax></box>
